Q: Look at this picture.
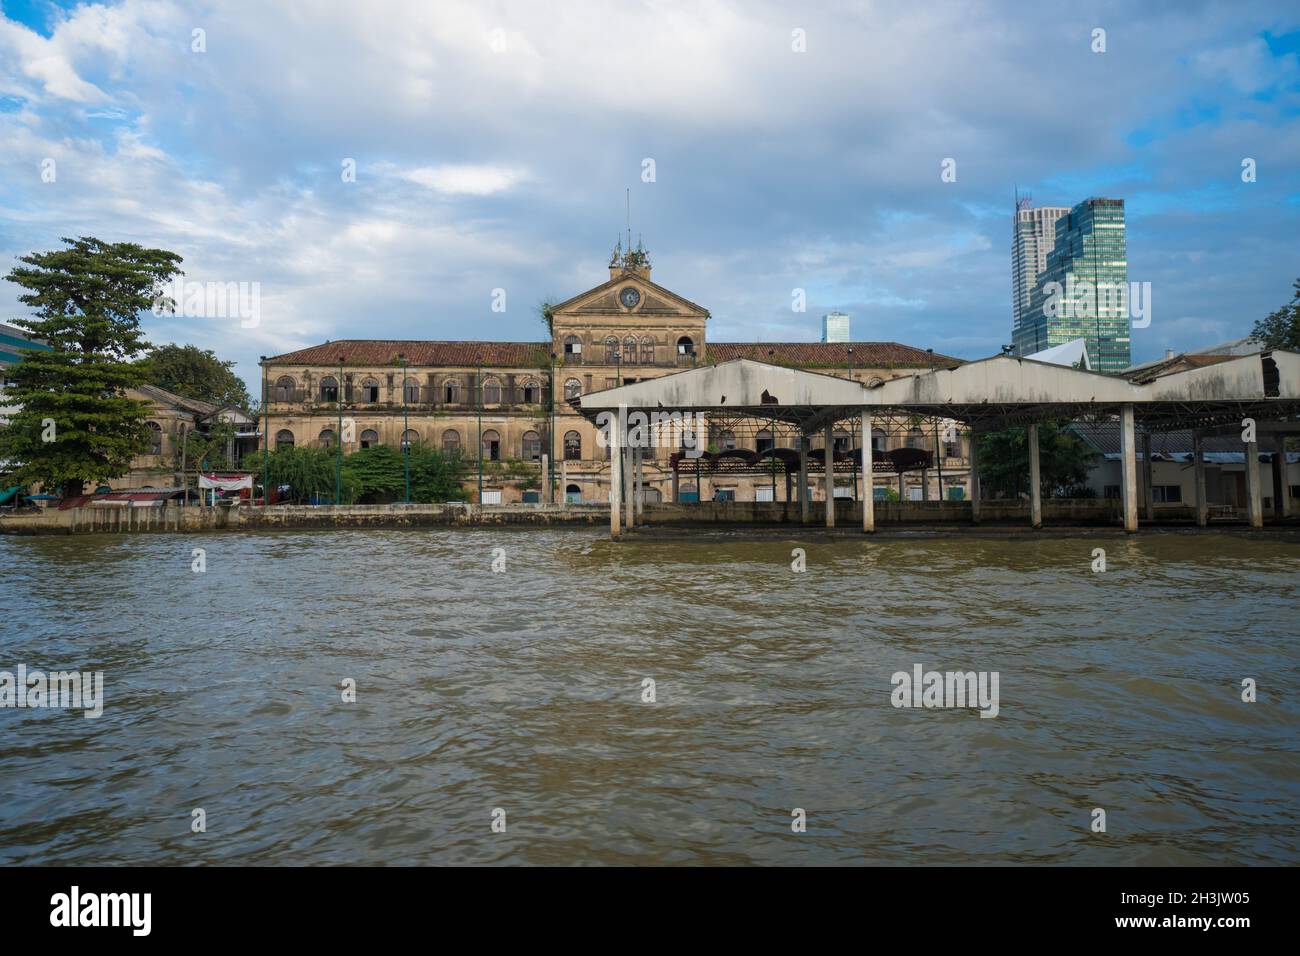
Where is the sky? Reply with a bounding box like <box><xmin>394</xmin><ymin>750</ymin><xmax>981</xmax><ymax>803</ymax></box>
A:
<box><xmin>1</xmin><ymin>0</ymin><xmax>1298</xmax><ymax>395</ymax></box>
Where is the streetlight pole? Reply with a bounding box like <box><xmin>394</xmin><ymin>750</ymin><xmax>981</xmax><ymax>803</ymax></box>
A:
<box><xmin>476</xmin><ymin>362</ymin><xmax>483</xmax><ymax>504</ymax></box>
<box><xmin>400</xmin><ymin>353</ymin><xmax>410</xmax><ymax>503</ymax></box>
<box><xmin>335</xmin><ymin>354</ymin><xmax>343</xmax><ymax>504</ymax></box>
<box><xmin>848</xmin><ymin>346</ymin><xmax>856</xmax><ymax>500</ymax></box>
<box><xmin>260</xmin><ymin>356</ymin><xmax>269</xmax><ymax>507</ymax></box>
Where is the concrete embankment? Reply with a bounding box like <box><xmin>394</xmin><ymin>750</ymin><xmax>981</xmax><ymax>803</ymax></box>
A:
<box><xmin>0</xmin><ymin>497</ymin><xmax>1226</xmax><ymax>535</ymax></box>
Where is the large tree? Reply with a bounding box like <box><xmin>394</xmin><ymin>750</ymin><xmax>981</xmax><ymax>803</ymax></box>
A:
<box><xmin>976</xmin><ymin>422</ymin><xmax>1099</xmax><ymax>499</ymax></box>
<box><xmin>1251</xmin><ymin>277</ymin><xmax>1300</xmax><ymax>351</ymax></box>
<box><xmin>138</xmin><ymin>343</ymin><xmax>251</xmax><ymax>411</ymax></box>
<box><xmin>0</xmin><ymin>237</ymin><xmax>184</xmax><ymax>496</ymax></box>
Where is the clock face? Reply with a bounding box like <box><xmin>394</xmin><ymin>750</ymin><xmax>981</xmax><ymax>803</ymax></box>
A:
<box><xmin>619</xmin><ymin>286</ymin><xmax>641</xmax><ymax>309</ymax></box>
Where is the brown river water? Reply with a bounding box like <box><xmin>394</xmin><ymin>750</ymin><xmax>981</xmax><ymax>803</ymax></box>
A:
<box><xmin>0</xmin><ymin>528</ymin><xmax>1297</xmax><ymax>865</ymax></box>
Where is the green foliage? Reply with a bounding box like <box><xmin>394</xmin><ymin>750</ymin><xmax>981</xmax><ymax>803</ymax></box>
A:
<box><xmin>537</xmin><ymin>298</ymin><xmax>557</xmax><ymax>337</ymax></box>
<box><xmin>266</xmin><ymin>445</ymin><xmax>355</xmax><ymax>504</ymax></box>
<box><xmin>0</xmin><ymin>237</ymin><xmax>184</xmax><ymax>496</ymax></box>
<box><xmin>181</xmin><ymin>420</ymin><xmax>242</xmax><ymax>472</ymax></box>
<box><xmin>976</xmin><ymin>422</ymin><xmax>1099</xmax><ymax>499</ymax></box>
<box><xmin>341</xmin><ymin>443</ymin><xmax>469</xmax><ymax>503</ymax></box>
<box><xmin>1251</xmin><ymin>277</ymin><xmax>1300</xmax><ymax>350</ymax></box>
<box><xmin>138</xmin><ymin>343</ymin><xmax>251</xmax><ymax>410</ymax></box>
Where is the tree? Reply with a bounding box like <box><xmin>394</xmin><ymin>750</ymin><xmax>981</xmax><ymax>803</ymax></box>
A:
<box><xmin>342</xmin><ymin>443</ymin><xmax>469</xmax><ymax>503</ymax></box>
<box><xmin>266</xmin><ymin>445</ymin><xmax>354</xmax><ymax>504</ymax></box>
<box><xmin>976</xmin><ymin>422</ymin><xmax>1099</xmax><ymax>499</ymax></box>
<box><xmin>1251</xmin><ymin>277</ymin><xmax>1300</xmax><ymax>350</ymax></box>
<box><xmin>0</xmin><ymin>237</ymin><xmax>183</xmax><ymax>496</ymax></box>
<box><xmin>139</xmin><ymin>343</ymin><xmax>251</xmax><ymax>411</ymax></box>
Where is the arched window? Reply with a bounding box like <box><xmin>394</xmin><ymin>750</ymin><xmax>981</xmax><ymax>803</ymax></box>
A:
<box><xmin>623</xmin><ymin>336</ymin><xmax>639</xmax><ymax>364</ymax></box>
<box><xmin>318</xmin><ymin>428</ymin><xmax>336</xmax><ymax>449</ymax></box>
<box><xmin>756</xmin><ymin>429</ymin><xmax>774</xmax><ymax>453</ymax></box>
<box><xmin>443</xmin><ymin>379</ymin><xmax>459</xmax><ymax>404</ymax></box>
<box><xmin>146</xmin><ymin>421</ymin><xmax>163</xmax><ymax>455</ymax></box>
<box><xmin>273</xmin><ymin>376</ymin><xmax>295</xmax><ymax>402</ymax></box>
<box><xmin>833</xmin><ymin>429</ymin><xmax>851</xmax><ymax>454</ymax></box>
<box><xmin>482</xmin><ymin>378</ymin><xmax>501</xmax><ymax>405</ymax></box>
<box><xmin>403</xmin><ymin>379</ymin><xmax>420</xmax><ymax>403</ymax></box>
<box><xmin>720</xmin><ymin>429</ymin><xmax>737</xmax><ymax>451</ymax></box>
<box><xmin>481</xmin><ymin>429</ymin><xmax>501</xmax><ymax>461</ymax></box>
<box><xmin>361</xmin><ymin>378</ymin><xmax>380</xmax><ymax>403</ymax></box>
<box><xmin>563</xmin><ymin>336</ymin><xmax>582</xmax><ymax>363</ymax></box>
<box><xmin>522</xmin><ymin>380</ymin><xmax>540</xmax><ymax>404</ymax></box>
<box><xmin>565</xmin><ymin>483</ymin><xmax>581</xmax><ymax>503</ymax></box>
<box><xmin>320</xmin><ymin>376</ymin><xmax>339</xmax><ymax>402</ymax></box>
<box><xmin>677</xmin><ymin>336</ymin><xmax>695</xmax><ymax>359</ymax></box>
<box><xmin>275</xmin><ymin>429</ymin><xmax>295</xmax><ymax>449</ymax></box>
<box><xmin>442</xmin><ymin>429</ymin><xmax>460</xmax><ymax>453</ymax></box>
<box><xmin>872</xmin><ymin>428</ymin><xmax>887</xmax><ymax>454</ymax></box>
<box><xmin>640</xmin><ymin>337</ymin><xmax>655</xmax><ymax>364</ymax></box>
<box><xmin>401</xmin><ymin>428</ymin><xmax>419</xmax><ymax>450</ymax></box>
<box><xmin>564</xmin><ymin>431</ymin><xmax>581</xmax><ymax>460</ymax></box>
<box><xmin>605</xmin><ymin>337</ymin><xmax>620</xmax><ymax>363</ymax></box>
<box><xmin>522</xmin><ymin>430</ymin><xmax>541</xmax><ymax>461</ymax></box>
<box><xmin>359</xmin><ymin>428</ymin><xmax>379</xmax><ymax>449</ymax></box>
<box><xmin>564</xmin><ymin>378</ymin><xmax>581</xmax><ymax>401</ymax></box>
<box><xmin>907</xmin><ymin>427</ymin><xmax>924</xmax><ymax>449</ymax></box>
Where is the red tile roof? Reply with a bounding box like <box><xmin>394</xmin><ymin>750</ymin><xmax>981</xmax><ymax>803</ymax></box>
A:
<box><xmin>265</xmin><ymin>339</ymin><xmax>962</xmax><ymax>370</ymax></box>
<box><xmin>266</xmin><ymin>340</ymin><xmax>551</xmax><ymax>368</ymax></box>
<box><xmin>708</xmin><ymin>342</ymin><xmax>962</xmax><ymax>369</ymax></box>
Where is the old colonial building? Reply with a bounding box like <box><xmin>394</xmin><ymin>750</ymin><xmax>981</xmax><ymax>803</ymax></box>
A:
<box><xmin>261</xmin><ymin>245</ymin><xmax>969</xmax><ymax>503</ymax></box>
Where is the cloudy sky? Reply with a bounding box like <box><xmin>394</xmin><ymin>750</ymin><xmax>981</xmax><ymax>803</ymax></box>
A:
<box><xmin>1</xmin><ymin>0</ymin><xmax>1298</xmax><ymax>393</ymax></box>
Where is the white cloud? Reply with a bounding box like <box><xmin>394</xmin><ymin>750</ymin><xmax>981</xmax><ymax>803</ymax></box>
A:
<box><xmin>401</xmin><ymin>164</ymin><xmax>527</xmax><ymax>196</ymax></box>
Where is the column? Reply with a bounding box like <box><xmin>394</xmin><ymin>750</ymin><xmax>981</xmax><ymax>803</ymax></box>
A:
<box><xmin>561</xmin><ymin>459</ymin><xmax>568</xmax><ymax>510</ymax></box>
<box><xmin>1272</xmin><ymin>434</ymin><xmax>1291</xmax><ymax>521</ymax></box>
<box><xmin>624</xmin><ymin>446</ymin><xmax>634</xmax><ymax>529</ymax></box>
<box><xmin>634</xmin><ymin>445</ymin><xmax>644</xmax><ymax>523</ymax></box>
<box><xmin>541</xmin><ymin>453</ymin><xmax>550</xmax><ymax>504</ymax></box>
<box><xmin>861</xmin><ymin>411</ymin><xmax>875</xmax><ymax>533</ymax></box>
<box><xmin>1028</xmin><ymin>423</ymin><xmax>1042</xmax><ymax>529</ymax></box>
<box><xmin>1141</xmin><ymin>431</ymin><xmax>1155</xmax><ymax>522</ymax></box>
<box><xmin>798</xmin><ymin>434</ymin><xmax>809</xmax><ymax>524</ymax></box>
<box><xmin>1193</xmin><ymin>430</ymin><xmax>1207</xmax><ymax>527</ymax></box>
<box><xmin>672</xmin><ymin>465</ymin><xmax>680</xmax><ymax>504</ymax></box>
<box><xmin>824</xmin><ymin>423</ymin><xmax>836</xmax><ymax>528</ymax></box>
<box><xmin>969</xmin><ymin>430</ymin><xmax>981</xmax><ymax>525</ymax></box>
<box><xmin>1120</xmin><ymin>404</ymin><xmax>1138</xmax><ymax>533</ymax></box>
<box><xmin>1244</xmin><ymin>434</ymin><xmax>1263</xmax><ymax>528</ymax></box>
<box><xmin>609</xmin><ymin>424</ymin><xmax>622</xmax><ymax>539</ymax></box>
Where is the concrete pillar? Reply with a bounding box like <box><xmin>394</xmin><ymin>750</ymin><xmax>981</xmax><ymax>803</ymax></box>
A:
<box><xmin>824</xmin><ymin>423</ymin><xmax>835</xmax><ymax>528</ymax></box>
<box><xmin>1272</xmin><ymin>434</ymin><xmax>1291</xmax><ymax>520</ymax></box>
<box><xmin>1244</xmin><ymin>436</ymin><xmax>1263</xmax><ymax>528</ymax></box>
<box><xmin>1193</xmin><ymin>430</ymin><xmax>1207</xmax><ymax>527</ymax></box>
<box><xmin>1120</xmin><ymin>404</ymin><xmax>1138</xmax><ymax>533</ymax></box>
<box><xmin>861</xmin><ymin>411</ymin><xmax>874</xmax><ymax>533</ymax></box>
<box><xmin>561</xmin><ymin>459</ymin><xmax>568</xmax><ymax>510</ymax></box>
<box><xmin>1028</xmin><ymin>423</ymin><xmax>1042</xmax><ymax>529</ymax></box>
<box><xmin>1141</xmin><ymin>431</ymin><xmax>1155</xmax><ymax>522</ymax></box>
<box><xmin>798</xmin><ymin>435</ymin><xmax>809</xmax><ymax>524</ymax></box>
<box><xmin>541</xmin><ymin>454</ymin><xmax>550</xmax><ymax>504</ymax></box>
<box><xmin>672</xmin><ymin>466</ymin><xmax>680</xmax><ymax>504</ymax></box>
<box><xmin>634</xmin><ymin>445</ymin><xmax>644</xmax><ymax>523</ymax></box>
<box><xmin>921</xmin><ymin>467</ymin><xmax>930</xmax><ymax>501</ymax></box>
<box><xmin>897</xmin><ymin>471</ymin><xmax>904</xmax><ymax>500</ymax></box>
<box><xmin>624</xmin><ymin>446</ymin><xmax>634</xmax><ymax>529</ymax></box>
<box><xmin>609</xmin><ymin>424</ymin><xmax>622</xmax><ymax>539</ymax></box>
<box><xmin>969</xmin><ymin>430</ymin><xmax>981</xmax><ymax>525</ymax></box>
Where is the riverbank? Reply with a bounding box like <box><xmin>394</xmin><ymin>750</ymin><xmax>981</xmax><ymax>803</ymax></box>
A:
<box><xmin>2</xmin><ymin>497</ymin><xmax>1289</xmax><ymax>535</ymax></box>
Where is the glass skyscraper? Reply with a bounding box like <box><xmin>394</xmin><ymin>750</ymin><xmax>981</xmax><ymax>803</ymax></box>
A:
<box><xmin>1013</xmin><ymin>198</ymin><xmax>1130</xmax><ymax>373</ymax></box>
<box><xmin>821</xmin><ymin>311</ymin><xmax>850</xmax><ymax>343</ymax></box>
<box><xmin>1011</xmin><ymin>200</ymin><xmax>1069</xmax><ymax>343</ymax></box>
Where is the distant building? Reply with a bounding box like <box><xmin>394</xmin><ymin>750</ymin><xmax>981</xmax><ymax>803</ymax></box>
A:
<box><xmin>1014</xmin><ymin>198</ymin><xmax>1131</xmax><ymax>373</ymax></box>
<box><xmin>0</xmin><ymin>322</ymin><xmax>51</xmax><ymax>425</ymax></box>
<box><xmin>821</xmin><ymin>311</ymin><xmax>850</xmax><ymax>343</ymax></box>
<box><xmin>1011</xmin><ymin>199</ymin><xmax>1069</xmax><ymax>342</ymax></box>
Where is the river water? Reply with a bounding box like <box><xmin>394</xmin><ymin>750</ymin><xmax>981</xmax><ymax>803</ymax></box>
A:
<box><xmin>0</xmin><ymin>528</ymin><xmax>1296</xmax><ymax>866</ymax></box>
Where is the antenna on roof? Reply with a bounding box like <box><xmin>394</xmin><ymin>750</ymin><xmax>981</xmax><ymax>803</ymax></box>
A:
<box><xmin>626</xmin><ymin>187</ymin><xmax>631</xmax><ymax>254</ymax></box>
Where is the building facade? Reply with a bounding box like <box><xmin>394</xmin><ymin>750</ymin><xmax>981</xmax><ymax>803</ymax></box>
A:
<box><xmin>821</xmin><ymin>311</ymin><xmax>850</xmax><ymax>343</ymax></box>
<box><xmin>1013</xmin><ymin>197</ymin><xmax>1131</xmax><ymax>373</ymax></box>
<box><xmin>1010</xmin><ymin>199</ymin><xmax>1069</xmax><ymax>345</ymax></box>
<box><xmin>260</xmin><ymin>246</ymin><xmax>969</xmax><ymax>504</ymax></box>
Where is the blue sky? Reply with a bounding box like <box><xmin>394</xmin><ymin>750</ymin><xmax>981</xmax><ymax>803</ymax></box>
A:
<box><xmin>1</xmin><ymin>0</ymin><xmax>1298</xmax><ymax>393</ymax></box>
